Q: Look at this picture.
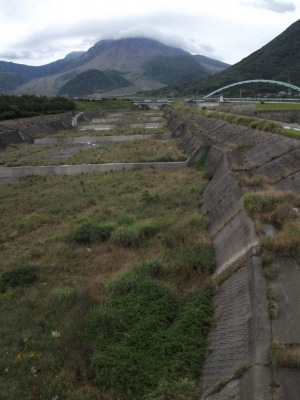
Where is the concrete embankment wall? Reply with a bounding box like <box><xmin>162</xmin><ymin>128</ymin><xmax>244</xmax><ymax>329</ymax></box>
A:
<box><xmin>0</xmin><ymin>112</ymin><xmax>81</xmax><ymax>147</ymax></box>
<box><xmin>165</xmin><ymin>109</ymin><xmax>300</xmax><ymax>400</ymax></box>
<box><xmin>0</xmin><ymin>161</ymin><xmax>187</xmax><ymax>180</ymax></box>
<box><xmin>34</xmin><ymin>133</ymin><xmax>172</xmax><ymax>145</ymax></box>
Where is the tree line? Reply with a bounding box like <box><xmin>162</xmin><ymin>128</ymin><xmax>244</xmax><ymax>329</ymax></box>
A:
<box><xmin>0</xmin><ymin>94</ymin><xmax>76</xmax><ymax>120</ymax></box>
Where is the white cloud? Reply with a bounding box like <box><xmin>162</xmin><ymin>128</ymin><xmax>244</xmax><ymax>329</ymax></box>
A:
<box><xmin>243</xmin><ymin>0</ymin><xmax>297</xmax><ymax>12</ymax></box>
<box><xmin>0</xmin><ymin>0</ymin><xmax>298</xmax><ymax>65</ymax></box>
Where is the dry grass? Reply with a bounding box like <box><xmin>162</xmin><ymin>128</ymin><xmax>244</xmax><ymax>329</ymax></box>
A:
<box><xmin>0</xmin><ymin>167</ymin><xmax>214</xmax><ymax>399</ymax></box>
<box><xmin>272</xmin><ymin>341</ymin><xmax>300</xmax><ymax>369</ymax></box>
<box><xmin>0</xmin><ymin>138</ymin><xmax>186</xmax><ymax>166</ymax></box>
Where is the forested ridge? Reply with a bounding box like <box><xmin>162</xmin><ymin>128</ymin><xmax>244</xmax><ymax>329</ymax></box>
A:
<box><xmin>0</xmin><ymin>95</ymin><xmax>76</xmax><ymax>120</ymax></box>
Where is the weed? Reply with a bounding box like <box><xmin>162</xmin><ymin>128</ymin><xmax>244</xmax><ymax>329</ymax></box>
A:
<box><xmin>261</xmin><ymin>250</ymin><xmax>275</xmax><ymax>267</ymax></box>
<box><xmin>141</xmin><ymin>190</ymin><xmax>160</xmax><ymax>204</ymax></box>
<box><xmin>272</xmin><ymin>202</ymin><xmax>295</xmax><ymax>227</ymax></box>
<box><xmin>271</xmin><ymin>341</ymin><xmax>300</xmax><ymax>369</ymax></box>
<box><xmin>268</xmin><ymin>300</ymin><xmax>278</xmax><ymax>319</ymax></box>
<box><xmin>176</xmin><ymin>242</ymin><xmax>215</xmax><ymax>275</ymax></box>
<box><xmin>87</xmin><ymin>278</ymin><xmax>214</xmax><ymax>399</ymax></box>
<box><xmin>116</xmin><ymin>213</ymin><xmax>136</xmax><ymax>225</ymax></box>
<box><xmin>144</xmin><ymin>378</ymin><xmax>197</xmax><ymax>400</ymax></box>
<box><xmin>111</xmin><ymin>220</ymin><xmax>160</xmax><ymax>248</ymax></box>
<box><xmin>233</xmin><ymin>143</ymin><xmax>253</xmax><ymax>151</ymax></box>
<box><xmin>69</xmin><ymin>220</ymin><xmax>116</xmax><ymax>244</ymax></box>
<box><xmin>267</xmin><ymin>283</ymin><xmax>278</xmax><ymax>301</ymax></box>
<box><xmin>0</xmin><ymin>264</ymin><xmax>38</xmax><ymax>293</ymax></box>
<box><xmin>203</xmin><ymin>171</ymin><xmax>213</xmax><ymax>181</ymax></box>
<box><xmin>195</xmin><ymin>151</ymin><xmax>209</xmax><ymax>170</ymax></box>
<box><xmin>271</xmin><ymin>222</ymin><xmax>300</xmax><ymax>256</ymax></box>
<box><xmin>243</xmin><ymin>193</ymin><xmax>278</xmax><ymax>215</ymax></box>
<box><xmin>262</xmin><ymin>263</ymin><xmax>279</xmax><ymax>280</ymax></box>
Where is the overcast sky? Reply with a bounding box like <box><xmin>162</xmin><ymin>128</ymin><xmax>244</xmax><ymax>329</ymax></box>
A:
<box><xmin>0</xmin><ymin>0</ymin><xmax>298</xmax><ymax>66</ymax></box>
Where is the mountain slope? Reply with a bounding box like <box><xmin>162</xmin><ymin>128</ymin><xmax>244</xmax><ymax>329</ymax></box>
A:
<box><xmin>58</xmin><ymin>69</ymin><xmax>130</xmax><ymax>96</ymax></box>
<box><xmin>2</xmin><ymin>38</ymin><xmax>229</xmax><ymax>96</ymax></box>
<box><xmin>148</xmin><ymin>19</ymin><xmax>300</xmax><ymax>96</ymax></box>
<box><xmin>143</xmin><ymin>54</ymin><xmax>209</xmax><ymax>85</ymax></box>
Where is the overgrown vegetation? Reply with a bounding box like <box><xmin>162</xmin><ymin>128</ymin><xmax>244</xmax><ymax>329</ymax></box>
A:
<box><xmin>177</xmin><ymin>106</ymin><xmax>300</xmax><ymax>140</ymax></box>
<box><xmin>74</xmin><ymin>98</ymin><xmax>135</xmax><ymax>111</ymax></box>
<box><xmin>270</xmin><ymin>341</ymin><xmax>300</xmax><ymax>370</ymax></box>
<box><xmin>243</xmin><ymin>190</ymin><xmax>300</xmax><ymax>260</ymax></box>
<box><xmin>87</xmin><ymin>263</ymin><xmax>214</xmax><ymax>399</ymax></box>
<box><xmin>0</xmin><ymin>138</ymin><xmax>186</xmax><ymax>166</ymax></box>
<box><xmin>0</xmin><ymin>165</ymin><xmax>214</xmax><ymax>399</ymax></box>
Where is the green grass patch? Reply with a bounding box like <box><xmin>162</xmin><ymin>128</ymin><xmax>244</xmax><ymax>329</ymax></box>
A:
<box><xmin>256</xmin><ymin>102</ymin><xmax>300</xmax><ymax>111</ymax></box>
<box><xmin>86</xmin><ymin>264</ymin><xmax>214</xmax><ymax>399</ymax></box>
<box><xmin>177</xmin><ymin>105</ymin><xmax>300</xmax><ymax>140</ymax></box>
<box><xmin>75</xmin><ymin>98</ymin><xmax>135</xmax><ymax>111</ymax></box>
<box><xmin>243</xmin><ymin>192</ymin><xmax>278</xmax><ymax>215</ymax></box>
<box><xmin>195</xmin><ymin>150</ymin><xmax>209</xmax><ymax>170</ymax></box>
<box><xmin>111</xmin><ymin>219</ymin><xmax>161</xmax><ymax>248</ymax></box>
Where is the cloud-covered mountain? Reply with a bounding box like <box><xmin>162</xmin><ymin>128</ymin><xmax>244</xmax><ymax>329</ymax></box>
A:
<box><xmin>0</xmin><ymin>37</ymin><xmax>229</xmax><ymax>97</ymax></box>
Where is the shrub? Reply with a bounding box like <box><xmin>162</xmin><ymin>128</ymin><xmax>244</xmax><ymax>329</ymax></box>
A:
<box><xmin>70</xmin><ymin>221</ymin><xmax>116</xmax><ymax>244</ymax></box>
<box><xmin>111</xmin><ymin>224</ymin><xmax>141</xmax><ymax>247</ymax></box>
<box><xmin>188</xmin><ymin>213</ymin><xmax>208</xmax><ymax>230</ymax></box>
<box><xmin>243</xmin><ymin>193</ymin><xmax>277</xmax><ymax>215</ymax></box>
<box><xmin>271</xmin><ymin>222</ymin><xmax>300</xmax><ymax>256</ymax></box>
<box><xmin>111</xmin><ymin>220</ymin><xmax>160</xmax><ymax>248</ymax></box>
<box><xmin>116</xmin><ymin>213</ymin><xmax>136</xmax><ymax>225</ymax></box>
<box><xmin>0</xmin><ymin>264</ymin><xmax>38</xmax><ymax>292</ymax></box>
<box><xmin>272</xmin><ymin>202</ymin><xmax>295</xmax><ymax>226</ymax></box>
<box><xmin>177</xmin><ymin>242</ymin><xmax>215</xmax><ymax>275</ymax></box>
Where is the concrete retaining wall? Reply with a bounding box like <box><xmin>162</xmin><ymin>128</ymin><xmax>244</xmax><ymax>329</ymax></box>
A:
<box><xmin>34</xmin><ymin>133</ymin><xmax>172</xmax><ymax>145</ymax></box>
<box><xmin>0</xmin><ymin>161</ymin><xmax>187</xmax><ymax>179</ymax></box>
<box><xmin>0</xmin><ymin>130</ymin><xmax>25</xmax><ymax>147</ymax></box>
<box><xmin>165</xmin><ymin>108</ymin><xmax>300</xmax><ymax>399</ymax></box>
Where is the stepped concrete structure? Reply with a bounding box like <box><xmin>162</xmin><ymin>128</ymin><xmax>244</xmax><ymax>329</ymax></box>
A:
<box><xmin>1</xmin><ymin>107</ymin><xmax>299</xmax><ymax>398</ymax></box>
<box><xmin>166</xmin><ymin>108</ymin><xmax>300</xmax><ymax>400</ymax></box>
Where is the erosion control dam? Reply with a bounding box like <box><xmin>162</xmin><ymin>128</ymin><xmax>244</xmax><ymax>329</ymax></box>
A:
<box><xmin>165</xmin><ymin>107</ymin><xmax>300</xmax><ymax>400</ymax></box>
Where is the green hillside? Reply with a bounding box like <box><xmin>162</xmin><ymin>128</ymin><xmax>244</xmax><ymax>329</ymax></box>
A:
<box><xmin>59</xmin><ymin>69</ymin><xmax>130</xmax><ymax>96</ymax></box>
<box><xmin>143</xmin><ymin>55</ymin><xmax>209</xmax><ymax>85</ymax></box>
<box><xmin>146</xmin><ymin>19</ymin><xmax>300</xmax><ymax>96</ymax></box>
<box><xmin>0</xmin><ymin>72</ymin><xmax>28</xmax><ymax>92</ymax></box>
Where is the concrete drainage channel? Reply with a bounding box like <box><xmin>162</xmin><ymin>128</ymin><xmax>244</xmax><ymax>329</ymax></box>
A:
<box><xmin>0</xmin><ymin>110</ymin><xmax>187</xmax><ymax>181</ymax></box>
<box><xmin>165</xmin><ymin>108</ymin><xmax>300</xmax><ymax>400</ymax></box>
<box><xmin>1</xmin><ymin>108</ymin><xmax>300</xmax><ymax>398</ymax></box>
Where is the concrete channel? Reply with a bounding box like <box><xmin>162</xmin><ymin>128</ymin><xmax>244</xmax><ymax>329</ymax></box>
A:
<box><xmin>165</xmin><ymin>108</ymin><xmax>300</xmax><ymax>400</ymax></box>
<box><xmin>1</xmin><ymin>107</ymin><xmax>300</xmax><ymax>399</ymax></box>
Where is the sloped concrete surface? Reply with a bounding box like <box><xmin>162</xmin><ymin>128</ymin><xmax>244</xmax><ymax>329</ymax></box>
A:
<box><xmin>275</xmin><ymin>369</ymin><xmax>300</xmax><ymax>399</ymax></box>
<box><xmin>274</xmin><ymin>171</ymin><xmax>300</xmax><ymax>193</ymax></box>
<box><xmin>198</xmin><ymin>257</ymin><xmax>271</xmax><ymax>399</ymax></box>
<box><xmin>271</xmin><ymin>258</ymin><xmax>300</xmax><ymax>343</ymax></box>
